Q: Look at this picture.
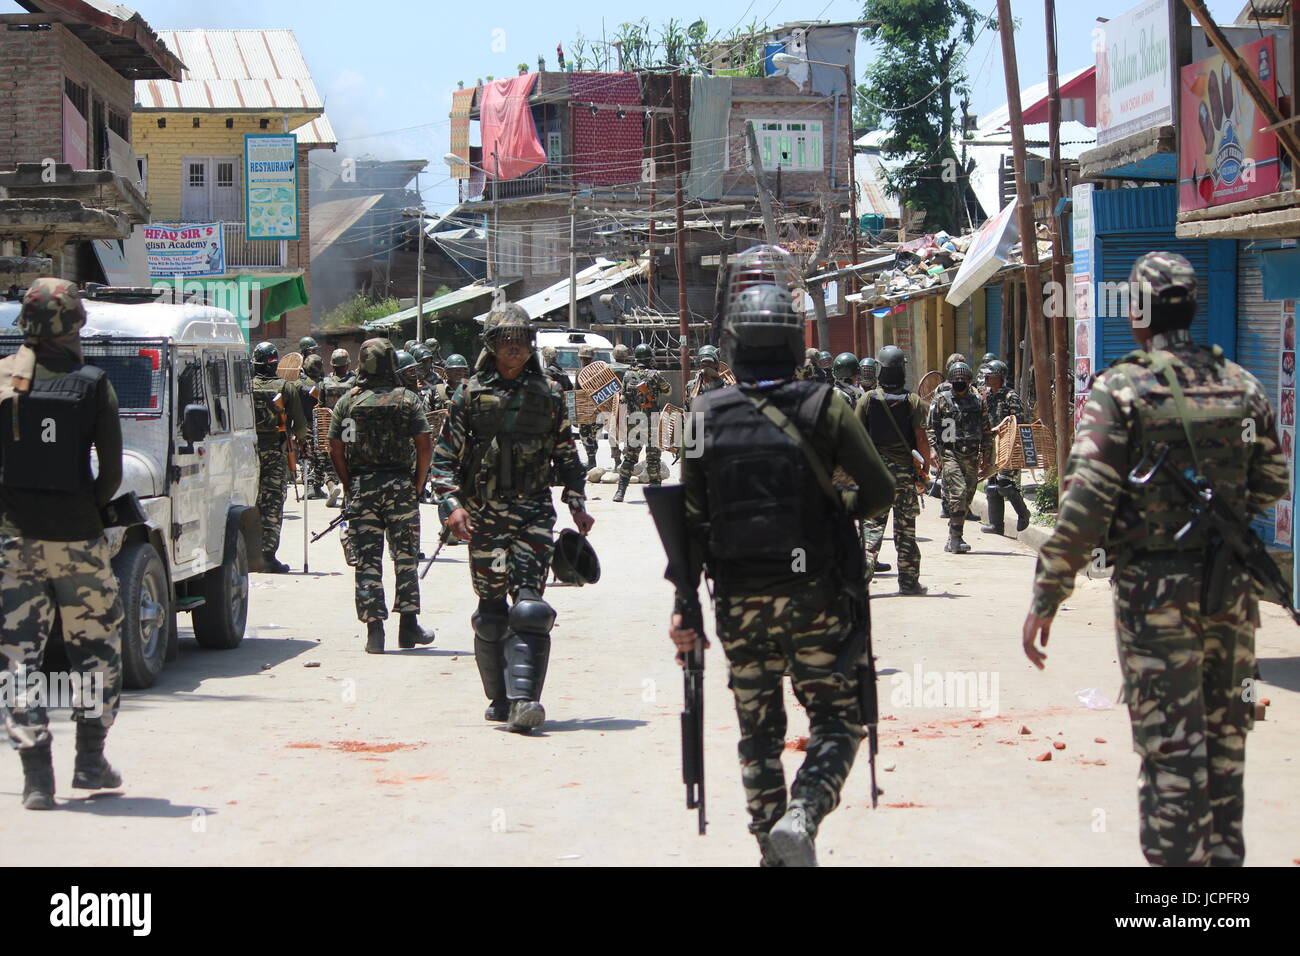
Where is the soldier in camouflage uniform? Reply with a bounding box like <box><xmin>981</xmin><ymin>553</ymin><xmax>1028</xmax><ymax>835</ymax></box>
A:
<box><xmin>251</xmin><ymin>342</ymin><xmax>309</xmax><ymax>573</ymax></box>
<box><xmin>298</xmin><ymin>336</ymin><xmax>320</xmax><ymax>359</ymax></box>
<box><xmin>424</xmin><ymin>337</ymin><xmax>442</xmax><ymax>361</ymax></box>
<box><xmin>1025</xmin><ymin>252</ymin><xmax>1288</xmax><ymax>867</ymax></box>
<box><xmin>300</xmin><ymin>353</ymin><xmax>327</xmax><ymax>499</ymax></box>
<box><xmin>858</xmin><ymin>345</ymin><xmax>930</xmax><ymax>594</ymax></box>
<box><xmin>395</xmin><ymin>350</ymin><xmax>428</xmax><ymax>409</ymax></box>
<box><xmin>432</xmin><ymin>303</ymin><xmax>592</xmax><ymax>733</ymax></box>
<box><xmin>575</xmin><ymin>345</ymin><xmax>602</xmax><ymax>469</ymax></box>
<box><xmin>329</xmin><ymin>338</ymin><xmax>434</xmax><ymax>654</ymax></box>
<box><xmin>831</xmin><ymin>352</ymin><xmax>863</xmax><ymax>410</ymax></box>
<box><xmin>607</xmin><ymin>344</ymin><xmax>633</xmax><ymax>462</ymax></box>
<box><xmin>670</xmin><ymin>269</ymin><xmax>895</xmax><ymax>866</ymax></box>
<box><xmin>0</xmin><ymin>278</ymin><xmax>125</xmax><ymax>809</ymax></box>
<box><xmin>980</xmin><ymin>359</ymin><xmax>1032</xmax><ymax>535</ymax></box>
<box><xmin>433</xmin><ymin>353</ymin><xmax>469</xmax><ymax>408</ymax></box>
<box><xmin>927</xmin><ymin>361</ymin><xmax>991</xmax><ymax>554</ymax></box>
<box><xmin>614</xmin><ymin>343</ymin><xmax>670</xmax><ymax>502</ymax></box>
<box><xmin>541</xmin><ymin>345</ymin><xmax>574</xmax><ymax>392</ymax></box>
<box><xmin>320</xmin><ymin>350</ymin><xmax>354</xmax><ymax>507</ymax></box>
<box><xmin>412</xmin><ymin>343</ymin><xmax>442</xmax><ymax>392</ymax></box>
<box><xmin>685</xmin><ymin>344</ymin><xmax>726</xmax><ymax>410</ymax></box>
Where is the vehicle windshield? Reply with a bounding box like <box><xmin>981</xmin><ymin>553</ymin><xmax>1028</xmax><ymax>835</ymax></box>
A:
<box><xmin>555</xmin><ymin>349</ymin><xmax>613</xmax><ymax>370</ymax></box>
<box><xmin>0</xmin><ymin>336</ymin><xmax>166</xmax><ymax>418</ymax></box>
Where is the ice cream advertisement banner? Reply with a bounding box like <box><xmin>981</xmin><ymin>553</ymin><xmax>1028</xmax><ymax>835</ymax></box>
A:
<box><xmin>144</xmin><ymin>223</ymin><xmax>225</xmax><ymax>278</ymax></box>
<box><xmin>1179</xmin><ymin>35</ymin><xmax>1280</xmax><ymax>211</ymax></box>
<box><xmin>245</xmin><ymin>133</ymin><xmax>299</xmax><ymax>239</ymax></box>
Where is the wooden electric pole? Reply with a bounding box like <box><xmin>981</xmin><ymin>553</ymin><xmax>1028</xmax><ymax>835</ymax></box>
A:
<box><xmin>647</xmin><ymin>114</ymin><xmax>657</xmax><ymax>311</ymax></box>
<box><xmin>672</xmin><ymin>71</ymin><xmax>691</xmax><ymax>399</ymax></box>
<box><xmin>997</xmin><ymin>0</ymin><xmax>1056</xmax><ymax>445</ymax></box>
<box><xmin>1045</xmin><ymin>0</ymin><xmax>1071</xmax><ymax>474</ymax></box>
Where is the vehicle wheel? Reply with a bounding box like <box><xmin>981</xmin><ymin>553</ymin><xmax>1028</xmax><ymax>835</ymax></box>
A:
<box><xmin>192</xmin><ymin>530</ymin><xmax>248</xmax><ymax>650</ymax></box>
<box><xmin>114</xmin><ymin>542</ymin><xmax>170</xmax><ymax>689</ymax></box>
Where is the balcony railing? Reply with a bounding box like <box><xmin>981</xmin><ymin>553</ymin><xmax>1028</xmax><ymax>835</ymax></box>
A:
<box><xmin>222</xmin><ymin>221</ymin><xmax>288</xmax><ymax>269</ymax></box>
<box><xmin>460</xmin><ymin>165</ymin><xmax>572</xmax><ymax>203</ymax></box>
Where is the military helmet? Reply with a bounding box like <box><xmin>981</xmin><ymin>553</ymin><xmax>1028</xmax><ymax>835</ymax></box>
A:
<box><xmin>818</xmin><ymin>350</ymin><xmax>832</xmax><ymax>366</ymax></box>
<box><xmin>551</xmin><ymin>528</ymin><xmax>601</xmax><ymax>585</ymax></box>
<box><xmin>613</xmin><ymin>344</ymin><xmax>631</xmax><ymax>362</ymax></box>
<box><xmin>424</xmin><ymin>337</ymin><xmax>440</xmax><ymax>351</ymax></box>
<box><xmin>541</xmin><ymin>345</ymin><xmax>558</xmax><ymax>365</ymax></box>
<box><xmin>357</xmin><ymin>337</ymin><xmax>399</xmax><ymax>381</ymax></box>
<box><xmin>481</xmin><ymin>303</ymin><xmax>533</xmax><ymax>351</ymax></box>
<box><xmin>395</xmin><ymin>349</ymin><xmax>417</xmax><ymax>373</ymax></box>
<box><xmin>805</xmin><ymin>348</ymin><xmax>819</xmax><ymax>361</ymax></box>
<box><xmin>859</xmin><ymin>356</ymin><xmax>879</xmax><ymax>386</ymax></box>
<box><xmin>298</xmin><ymin>336</ymin><xmax>318</xmax><ymax>355</ymax></box>
<box><xmin>330</xmin><ymin>347</ymin><xmax>350</xmax><ymax>367</ymax></box>
<box><xmin>981</xmin><ymin>352</ymin><xmax>997</xmax><ymax>366</ymax></box>
<box><xmin>578</xmin><ymin>344</ymin><xmax>595</xmax><ymax>360</ymax></box>
<box><xmin>697</xmin><ymin>344</ymin><xmax>719</xmax><ymax>365</ymax></box>
<box><xmin>410</xmin><ymin>343</ymin><xmax>430</xmax><ymax>363</ymax></box>
<box><xmin>18</xmin><ymin>278</ymin><xmax>86</xmax><ymax>339</ymax></box>
<box><xmin>832</xmin><ymin>352</ymin><xmax>860</xmax><ymax>381</ymax></box>
<box><xmin>252</xmin><ymin>341</ymin><xmax>280</xmax><ymax>367</ymax></box>
<box><xmin>444</xmin><ymin>353</ymin><xmax>469</xmax><ymax>370</ymax></box>
<box><xmin>876</xmin><ymin>345</ymin><xmax>906</xmax><ymax>387</ymax></box>
<box><xmin>948</xmin><ymin>361</ymin><xmax>974</xmax><ymax>383</ymax></box>
<box><xmin>403</xmin><ymin>339</ymin><xmax>418</xmax><ymax>353</ymax></box>
<box><xmin>633</xmin><ymin>343</ymin><xmax>653</xmax><ymax>362</ymax></box>
<box><xmin>303</xmin><ymin>353</ymin><xmax>325</xmax><ymax>377</ymax></box>
<box><xmin>944</xmin><ymin>352</ymin><xmax>969</xmax><ymax>373</ymax></box>
<box><xmin>984</xmin><ymin>359</ymin><xmax>1010</xmax><ymax>381</ymax></box>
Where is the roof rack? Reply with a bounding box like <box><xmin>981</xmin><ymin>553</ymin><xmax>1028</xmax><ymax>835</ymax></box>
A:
<box><xmin>81</xmin><ymin>284</ymin><xmax>167</xmax><ymax>304</ymax></box>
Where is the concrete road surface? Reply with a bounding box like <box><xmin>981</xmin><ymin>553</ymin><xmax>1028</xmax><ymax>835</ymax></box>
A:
<box><xmin>1</xmin><ymin>456</ymin><xmax>1296</xmax><ymax>866</ymax></box>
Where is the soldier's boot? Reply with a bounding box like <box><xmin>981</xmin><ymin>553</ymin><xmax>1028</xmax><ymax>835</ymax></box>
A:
<box><xmin>261</xmin><ymin>553</ymin><xmax>290</xmax><ymax>574</ymax></box>
<box><xmin>473</xmin><ymin>601</ymin><xmax>510</xmax><ymax>721</ymax></box>
<box><xmin>944</xmin><ymin>529</ymin><xmax>971</xmax><ymax>554</ymax></box>
<box><xmin>756</xmin><ymin>833</ymin><xmax>787</xmax><ymax>867</ymax></box>
<box><xmin>19</xmin><ymin>745</ymin><xmax>55</xmax><ymax>810</ymax></box>
<box><xmin>504</xmin><ymin>591</ymin><xmax>555</xmax><ymax>734</ymax></box>
<box><xmin>980</xmin><ymin>487</ymin><xmax>1005</xmax><ymax>535</ymax></box>
<box><xmin>306</xmin><ymin>484</ymin><xmax>326</xmax><ymax>500</ymax></box>
<box><xmin>939</xmin><ymin>503</ymin><xmax>950</xmax><ymax>519</ymax></box>
<box><xmin>72</xmin><ymin>723</ymin><xmax>121</xmax><ymax>790</ymax></box>
<box><xmin>899</xmin><ymin>580</ymin><xmax>929</xmax><ymax>596</ymax></box>
<box><xmin>875</xmin><ymin>561</ymin><xmax>893</xmax><ymax>573</ymax></box>
<box><xmin>768</xmin><ymin>804</ymin><xmax>817</xmax><ymax>867</ymax></box>
<box><xmin>397</xmin><ymin>612</ymin><xmax>434</xmax><ymax>649</ymax></box>
<box><xmin>1003</xmin><ymin>483</ymin><xmax>1032</xmax><ymax>532</ymax></box>
<box><xmin>364</xmin><ymin>620</ymin><xmax>385</xmax><ymax>654</ymax></box>
<box><xmin>612</xmin><ymin>476</ymin><xmax>630</xmax><ymax>503</ymax></box>
<box><xmin>325</xmin><ymin>481</ymin><xmax>342</xmax><ymax>508</ymax></box>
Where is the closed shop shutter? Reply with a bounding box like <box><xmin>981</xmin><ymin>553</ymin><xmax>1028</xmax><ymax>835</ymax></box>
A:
<box><xmin>1096</xmin><ymin>233</ymin><xmax>1212</xmax><ymax>367</ymax></box>
<box><xmin>955</xmin><ymin>300</ymin><xmax>971</xmax><ymax>359</ymax></box>
<box><xmin>1237</xmin><ymin>247</ymin><xmax>1283</xmax><ymax>545</ymax></box>
<box><xmin>985</xmin><ymin>285</ymin><xmax>1003</xmax><ymax>357</ymax></box>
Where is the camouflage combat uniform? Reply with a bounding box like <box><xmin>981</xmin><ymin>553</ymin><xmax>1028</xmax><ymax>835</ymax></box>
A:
<box><xmin>1032</xmin><ymin>329</ymin><xmax>1287</xmax><ymax>866</ymax></box>
<box><xmin>330</xmin><ymin>358</ymin><xmax>431</xmax><ymax>623</ymax></box>
<box><xmin>684</xmin><ymin>380</ymin><xmax>894</xmax><ymax>846</ymax></box>
<box><xmin>685</xmin><ymin>369</ymin><xmax>727</xmax><ymax>410</ymax></box>
<box><xmin>858</xmin><ymin>387</ymin><xmax>926</xmax><ymax>590</ymax></box>
<box><xmin>0</xmin><ymin>278</ymin><xmax>126</xmax><ymax>805</ymax></box>
<box><xmin>618</xmin><ymin>361</ymin><xmax>671</xmax><ymax>483</ymax></box>
<box><xmin>252</xmin><ymin>369</ymin><xmax>308</xmax><ymax>560</ymax></box>
<box><xmin>984</xmin><ymin>382</ymin><xmax>1025</xmax><ymax>488</ymax></box>
<box><xmin>927</xmin><ymin>386</ymin><xmax>992</xmax><ymax>536</ymax></box>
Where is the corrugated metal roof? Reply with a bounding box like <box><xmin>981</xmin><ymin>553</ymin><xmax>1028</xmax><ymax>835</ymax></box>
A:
<box><xmin>135</xmin><ymin>29</ymin><xmax>324</xmax><ymax>112</ymax></box>
<box><xmin>365</xmin><ymin>283</ymin><xmax>511</xmax><ymax>329</ymax></box>
<box><xmin>475</xmin><ymin>259</ymin><xmax>648</xmax><ymax>323</ymax></box>
<box><xmin>296</xmin><ymin>115</ymin><xmax>337</xmax><ymax>148</ymax></box>
<box><xmin>309</xmin><ymin>193</ymin><xmax>383</xmax><ymax>260</ymax></box>
<box><xmin>855</xmin><ymin>153</ymin><xmax>901</xmax><ymax>220</ymax></box>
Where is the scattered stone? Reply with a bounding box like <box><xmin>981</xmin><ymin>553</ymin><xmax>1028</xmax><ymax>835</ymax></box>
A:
<box><xmin>1019</xmin><ymin>725</ymin><xmax>1031</xmax><ymax>735</ymax></box>
<box><xmin>1094</xmin><ymin>737</ymin><xmax>1106</xmax><ymax>744</ymax></box>
<box><xmin>896</xmin><ymin>740</ymin><xmax>905</xmax><ymax>747</ymax></box>
<box><xmin>1052</xmin><ymin>741</ymin><xmax>1066</xmax><ymax>751</ymax></box>
<box><xmin>785</xmin><ymin>736</ymin><xmax>808</xmax><ymax>752</ymax></box>
<box><xmin>883</xmin><ymin>764</ymin><xmax>896</xmax><ymax>772</ymax></box>
<box><xmin>304</xmin><ymin>661</ymin><xmax>321</xmax><ymax>668</ymax></box>
<box><xmin>261</xmin><ymin>663</ymin><xmax>273</xmax><ymax>670</ymax></box>
<box><xmin>1034</xmin><ymin>751</ymin><xmax>1052</xmax><ymax>762</ymax></box>
<box><xmin>971</xmin><ymin>721</ymin><xmax>985</xmax><ymax>728</ymax></box>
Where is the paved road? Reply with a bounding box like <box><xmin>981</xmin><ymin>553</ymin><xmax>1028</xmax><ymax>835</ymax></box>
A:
<box><xmin>2</xmin><ymin>457</ymin><xmax>1296</xmax><ymax>866</ymax></box>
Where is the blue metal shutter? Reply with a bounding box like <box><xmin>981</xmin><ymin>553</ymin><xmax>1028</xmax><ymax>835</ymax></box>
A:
<box><xmin>985</xmin><ymin>285</ymin><xmax>1003</xmax><ymax>357</ymax></box>
<box><xmin>1236</xmin><ymin>246</ymin><xmax>1282</xmax><ymax>546</ymax></box>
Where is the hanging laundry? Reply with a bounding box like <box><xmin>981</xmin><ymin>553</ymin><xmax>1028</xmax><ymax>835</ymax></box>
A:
<box><xmin>568</xmin><ymin>72</ymin><xmax>644</xmax><ymax>186</ymax></box>
<box><xmin>480</xmin><ymin>73</ymin><xmax>546</xmax><ymax>181</ymax></box>
<box><xmin>449</xmin><ymin>87</ymin><xmax>474</xmax><ymax>179</ymax></box>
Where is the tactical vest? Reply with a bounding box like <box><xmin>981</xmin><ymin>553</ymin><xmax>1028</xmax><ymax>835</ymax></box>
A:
<box><xmin>1105</xmin><ymin>347</ymin><xmax>1249</xmax><ymax>553</ymax></box>
<box><xmin>0</xmin><ymin>365</ymin><xmax>102</xmax><ymax>493</ymax></box>
<box><xmin>345</xmin><ymin>386</ymin><xmax>417</xmax><ymax>472</ymax></box>
<box><xmin>464</xmin><ymin>373</ymin><xmax>556</xmax><ymax>499</ymax></box>
<box><xmin>699</xmin><ymin>380</ymin><xmax>840</xmax><ymax>587</ymax></box>
<box><xmin>252</xmin><ymin>375</ymin><xmax>283</xmax><ymax>439</ymax></box>
<box><xmin>623</xmin><ymin>366</ymin><xmax>662</xmax><ymax>411</ymax></box>
<box><xmin>833</xmin><ymin>381</ymin><xmax>861</xmax><ymax>410</ymax></box>
<box><xmin>865</xmin><ymin>388</ymin><xmax>915</xmax><ymax>451</ymax></box>
<box><xmin>933</xmin><ymin>390</ymin><xmax>984</xmax><ymax>453</ymax></box>
<box><xmin>320</xmin><ymin>376</ymin><xmax>351</xmax><ymax>410</ymax></box>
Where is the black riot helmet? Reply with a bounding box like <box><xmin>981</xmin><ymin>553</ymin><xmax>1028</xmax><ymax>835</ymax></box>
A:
<box><xmin>552</xmin><ymin>529</ymin><xmax>601</xmax><ymax>584</ymax></box>
<box><xmin>860</xmin><ymin>356</ymin><xmax>879</xmax><ymax>386</ymax></box>
<box><xmin>720</xmin><ymin>283</ymin><xmax>803</xmax><ymax>376</ymax></box>
<box><xmin>876</xmin><ymin>345</ymin><xmax>907</xmax><ymax>389</ymax></box>
<box><xmin>948</xmin><ymin>361</ymin><xmax>973</xmax><ymax>384</ymax></box>
<box><xmin>253</xmin><ymin>341</ymin><xmax>279</xmax><ymax>372</ymax></box>
<box><xmin>984</xmin><ymin>359</ymin><xmax>1010</xmax><ymax>384</ymax></box>
<box><xmin>832</xmin><ymin>352</ymin><xmax>859</xmax><ymax>381</ymax></box>
<box><xmin>633</xmin><ymin>343</ymin><xmax>653</xmax><ymax>363</ymax></box>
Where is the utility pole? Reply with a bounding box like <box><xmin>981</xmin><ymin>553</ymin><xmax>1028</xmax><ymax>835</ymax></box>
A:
<box><xmin>672</xmin><ymin>71</ymin><xmax>691</xmax><ymax>399</ymax></box>
<box><xmin>647</xmin><ymin>115</ymin><xmax>657</xmax><ymax>311</ymax></box>
<box><xmin>997</xmin><ymin>0</ymin><xmax>1055</xmax><ymax>445</ymax></box>
<box><xmin>744</xmin><ymin>121</ymin><xmax>779</xmax><ymax>244</ymax></box>
<box><xmin>1045</xmin><ymin>0</ymin><xmax>1070</xmax><ymax>473</ymax></box>
<box><xmin>491</xmin><ymin>147</ymin><xmax>501</xmax><ymax>298</ymax></box>
<box><xmin>568</xmin><ymin>187</ymin><xmax>578</xmax><ymax>329</ymax></box>
<box><xmin>415</xmin><ymin>175</ymin><xmax>425</xmax><ymax>342</ymax></box>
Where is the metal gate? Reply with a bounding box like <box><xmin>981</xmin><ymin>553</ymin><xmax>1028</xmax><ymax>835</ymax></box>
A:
<box><xmin>1237</xmin><ymin>246</ymin><xmax>1283</xmax><ymax>545</ymax></box>
<box><xmin>985</xmin><ymin>285</ymin><xmax>1002</xmax><ymax>357</ymax></box>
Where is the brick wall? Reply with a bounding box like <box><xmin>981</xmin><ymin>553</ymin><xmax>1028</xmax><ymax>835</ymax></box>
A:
<box><xmin>725</xmin><ymin>84</ymin><xmax>849</xmax><ymax>198</ymax></box>
<box><xmin>0</xmin><ymin>23</ymin><xmax>133</xmax><ymax>170</ymax></box>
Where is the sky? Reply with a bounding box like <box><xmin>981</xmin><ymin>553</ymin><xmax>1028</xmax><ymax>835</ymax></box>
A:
<box><xmin>8</xmin><ymin>0</ymin><xmax>1245</xmax><ymax>212</ymax></box>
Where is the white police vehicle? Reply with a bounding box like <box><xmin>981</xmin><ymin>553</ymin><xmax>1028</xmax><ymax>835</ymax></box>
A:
<box><xmin>0</xmin><ymin>290</ymin><xmax>260</xmax><ymax>688</ymax></box>
<box><xmin>534</xmin><ymin>329</ymin><xmax>615</xmax><ymax>376</ymax></box>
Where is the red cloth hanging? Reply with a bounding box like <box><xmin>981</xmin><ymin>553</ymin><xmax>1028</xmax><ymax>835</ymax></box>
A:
<box><xmin>480</xmin><ymin>74</ymin><xmax>545</xmax><ymax>181</ymax></box>
<box><xmin>568</xmin><ymin>72</ymin><xmax>644</xmax><ymax>186</ymax></box>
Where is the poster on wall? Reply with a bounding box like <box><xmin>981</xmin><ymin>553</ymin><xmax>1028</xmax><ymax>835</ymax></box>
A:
<box><xmin>1279</xmin><ymin>300</ymin><xmax>1296</xmax><ymax>546</ymax></box>
<box><xmin>1095</xmin><ymin>0</ymin><xmax>1172</xmax><ymax>147</ymax></box>
<box><xmin>1071</xmin><ymin>183</ymin><xmax>1095</xmax><ymax>417</ymax></box>
<box><xmin>62</xmin><ymin>94</ymin><xmax>87</xmax><ymax>168</ymax></box>
<box><xmin>1179</xmin><ymin>35</ymin><xmax>1281</xmax><ymax>211</ymax></box>
<box><xmin>244</xmin><ymin>133</ymin><xmax>299</xmax><ymax>239</ymax></box>
<box><xmin>144</xmin><ymin>223</ymin><xmax>225</xmax><ymax>277</ymax></box>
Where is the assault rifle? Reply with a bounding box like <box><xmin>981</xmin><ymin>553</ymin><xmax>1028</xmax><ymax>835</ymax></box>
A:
<box><xmin>419</xmin><ymin>497</ymin><xmax>458</xmax><ymax>579</ymax></box>
<box><xmin>644</xmin><ymin>483</ymin><xmax>707</xmax><ymax>835</ymax></box>
<box><xmin>310</xmin><ymin>512</ymin><xmax>347</xmax><ymax>543</ymax></box>
<box><xmin>1129</xmin><ymin>442</ymin><xmax>1300</xmax><ymax>624</ymax></box>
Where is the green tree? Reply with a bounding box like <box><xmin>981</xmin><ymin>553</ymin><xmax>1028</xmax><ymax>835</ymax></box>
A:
<box><xmin>861</xmin><ymin>0</ymin><xmax>992</xmax><ymax>232</ymax></box>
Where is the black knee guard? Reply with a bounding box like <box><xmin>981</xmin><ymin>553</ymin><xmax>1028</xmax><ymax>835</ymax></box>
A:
<box><xmin>472</xmin><ymin>599</ymin><xmax>510</xmax><ymax>701</ymax></box>
<box><xmin>504</xmin><ymin>591</ymin><xmax>554</xmax><ymax>701</ymax></box>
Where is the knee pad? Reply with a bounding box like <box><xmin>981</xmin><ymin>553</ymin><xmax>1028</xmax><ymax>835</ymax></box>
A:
<box><xmin>472</xmin><ymin>598</ymin><xmax>509</xmax><ymax>643</ymax></box>
<box><xmin>509</xmin><ymin>592</ymin><xmax>556</xmax><ymax>635</ymax></box>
